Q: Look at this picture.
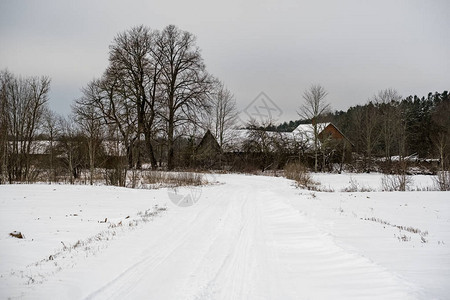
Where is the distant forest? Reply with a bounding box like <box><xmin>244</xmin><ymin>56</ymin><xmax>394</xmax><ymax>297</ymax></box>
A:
<box><xmin>272</xmin><ymin>91</ymin><xmax>449</xmax><ymax>159</ymax></box>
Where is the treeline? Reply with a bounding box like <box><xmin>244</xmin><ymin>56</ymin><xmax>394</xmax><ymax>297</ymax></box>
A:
<box><xmin>275</xmin><ymin>89</ymin><xmax>449</xmax><ymax>172</ymax></box>
<box><xmin>334</xmin><ymin>90</ymin><xmax>449</xmax><ymax>161</ymax></box>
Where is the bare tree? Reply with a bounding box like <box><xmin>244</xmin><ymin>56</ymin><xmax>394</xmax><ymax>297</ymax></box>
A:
<box><xmin>89</xmin><ymin>74</ymin><xmax>137</xmax><ymax>170</ymax></box>
<box><xmin>73</xmin><ymin>88</ymin><xmax>104</xmax><ymax>185</ymax></box>
<box><xmin>76</xmin><ymin>25</ymin><xmax>219</xmax><ymax>171</ymax></box>
<box><xmin>373</xmin><ymin>88</ymin><xmax>402</xmax><ymax>162</ymax></box>
<box><xmin>361</xmin><ymin>102</ymin><xmax>381</xmax><ymax>172</ymax></box>
<box><xmin>431</xmin><ymin>99</ymin><xmax>450</xmax><ymax>188</ymax></box>
<box><xmin>0</xmin><ymin>70</ymin><xmax>12</xmax><ymax>183</ymax></box>
<box><xmin>42</xmin><ymin>109</ymin><xmax>60</xmax><ymax>182</ymax></box>
<box><xmin>1</xmin><ymin>71</ymin><xmax>50</xmax><ymax>182</ymax></box>
<box><xmin>210</xmin><ymin>81</ymin><xmax>238</xmax><ymax>148</ymax></box>
<box><xmin>298</xmin><ymin>84</ymin><xmax>330</xmax><ymax>172</ymax></box>
<box><xmin>58</xmin><ymin>116</ymin><xmax>83</xmax><ymax>184</ymax></box>
<box><xmin>156</xmin><ymin>25</ymin><xmax>214</xmax><ymax>170</ymax></box>
<box><xmin>108</xmin><ymin>25</ymin><xmax>160</xmax><ymax>169</ymax></box>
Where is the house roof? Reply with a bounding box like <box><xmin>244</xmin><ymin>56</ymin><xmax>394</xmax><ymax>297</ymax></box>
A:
<box><xmin>222</xmin><ymin>129</ymin><xmax>251</xmax><ymax>152</ymax></box>
<box><xmin>221</xmin><ymin>129</ymin><xmax>308</xmax><ymax>152</ymax></box>
<box><xmin>293</xmin><ymin>122</ymin><xmax>353</xmax><ymax>146</ymax></box>
<box><xmin>292</xmin><ymin>122</ymin><xmax>330</xmax><ymax>137</ymax></box>
<box><xmin>196</xmin><ymin>130</ymin><xmax>220</xmax><ymax>153</ymax></box>
<box><xmin>291</xmin><ymin>122</ymin><xmax>330</xmax><ymax>145</ymax></box>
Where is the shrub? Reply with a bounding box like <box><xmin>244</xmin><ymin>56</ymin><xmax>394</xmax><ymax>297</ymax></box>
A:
<box><xmin>433</xmin><ymin>171</ymin><xmax>450</xmax><ymax>191</ymax></box>
<box><xmin>381</xmin><ymin>174</ymin><xmax>412</xmax><ymax>191</ymax></box>
<box><xmin>284</xmin><ymin>162</ymin><xmax>318</xmax><ymax>189</ymax></box>
<box><xmin>341</xmin><ymin>177</ymin><xmax>374</xmax><ymax>192</ymax></box>
<box><xmin>342</xmin><ymin>177</ymin><xmax>359</xmax><ymax>192</ymax></box>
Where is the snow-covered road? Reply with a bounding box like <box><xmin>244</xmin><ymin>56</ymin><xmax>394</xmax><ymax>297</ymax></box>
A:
<box><xmin>1</xmin><ymin>174</ymin><xmax>449</xmax><ymax>299</ymax></box>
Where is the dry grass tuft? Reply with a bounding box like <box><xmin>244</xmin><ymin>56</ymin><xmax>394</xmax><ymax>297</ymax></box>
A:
<box><xmin>381</xmin><ymin>174</ymin><xmax>412</xmax><ymax>191</ymax></box>
<box><xmin>284</xmin><ymin>163</ymin><xmax>320</xmax><ymax>191</ymax></box>
<box><xmin>341</xmin><ymin>177</ymin><xmax>374</xmax><ymax>192</ymax></box>
<box><xmin>143</xmin><ymin>171</ymin><xmax>205</xmax><ymax>187</ymax></box>
<box><xmin>284</xmin><ymin>162</ymin><xmax>319</xmax><ymax>190</ymax></box>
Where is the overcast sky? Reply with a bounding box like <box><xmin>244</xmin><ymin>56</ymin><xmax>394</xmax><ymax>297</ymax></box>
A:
<box><xmin>1</xmin><ymin>0</ymin><xmax>449</xmax><ymax>123</ymax></box>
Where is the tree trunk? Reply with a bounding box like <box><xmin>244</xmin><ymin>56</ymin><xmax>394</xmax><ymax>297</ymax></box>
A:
<box><xmin>167</xmin><ymin>120</ymin><xmax>174</xmax><ymax>170</ymax></box>
<box><xmin>89</xmin><ymin>142</ymin><xmax>94</xmax><ymax>185</ymax></box>
<box><xmin>167</xmin><ymin>90</ymin><xmax>175</xmax><ymax>170</ymax></box>
<box><xmin>339</xmin><ymin>141</ymin><xmax>345</xmax><ymax>174</ymax></box>
<box><xmin>144</xmin><ymin>132</ymin><xmax>158</xmax><ymax>170</ymax></box>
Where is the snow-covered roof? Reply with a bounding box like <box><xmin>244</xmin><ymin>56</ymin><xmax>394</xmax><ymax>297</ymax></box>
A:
<box><xmin>221</xmin><ymin>129</ymin><xmax>307</xmax><ymax>153</ymax></box>
<box><xmin>222</xmin><ymin>129</ymin><xmax>251</xmax><ymax>152</ymax></box>
<box><xmin>219</xmin><ymin>123</ymin><xmax>337</xmax><ymax>153</ymax></box>
<box><xmin>293</xmin><ymin>122</ymin><xmax>355</xmax><ymax>147</ymax></box>
<box><xmin>292</xmin><ymin>123</ymin><xmax>330</xmax><ymax>139</ymax></box>
<box><xmin>7</xmin><ymin>140</ymin><xmax>54</xmax><ymax>155</ymax></box>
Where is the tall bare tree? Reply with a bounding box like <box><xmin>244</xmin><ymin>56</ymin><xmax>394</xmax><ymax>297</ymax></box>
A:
<box><xmin>298</xmin><ymin>84</ymin><xmax>330</xmax><ymax>172</ymax></box>
<box><xmin>73</xmin><ymin>87</ymin><xmax>104</xmax><ymax>185</ymax></box>
<box><xmin>373</xmin><ymin>88</ymin><xmax>402</xmax><ymax>162</ymax></box>
<box><xmin>87</xmin><ymin>74</ymin><xmax>137</xmax><ymax>169</ymax></box>
<box><xmin>0</xmin><ymin>70</ymin><xmax>12</xmax><ymax>183</ymax></box>
<box><xmin>361</xmin><ymin>102</ymin><xmax>381</xmax><ymax>171</ymax></box>
<box><xmin>42</xmin><ymin>109</ymin><xmax>60</xmax><ymax>182</ymax></box>
<box><xmin>206</xmin><ymin>81</ymin><xmax>238</xmax><ymax>148</ymax></box>
<box><xmin>1</xmin><ymin>70</ymin><xmax>50</xmax><ymax>182</ymax></box>
<box><xmin>58</xmin><ymin>116</ymin><xmax>83</xmax><ymax>184</ymax></box>
<box><xmin>156</xmin><ymin>25</ymin><xmax>213</xmax><ymax>170</ymax></box>
<box><xmin>76</xmin><ymin>25</ymin><xmax>219</xmax><ymax>171</ymax></box>
<box><xmin>108</xmin><ymin>25</ymin><xmax>159</xmax><ymax>169</ymax></box>
<box><xmin>431</xmin><ymin>99</ymin><xmax>450</xmax><ymax>177</ymax></box>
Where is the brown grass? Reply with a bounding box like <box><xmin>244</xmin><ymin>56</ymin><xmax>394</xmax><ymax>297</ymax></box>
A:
<box><xmin>143</xmin><ymin>171</ymin><xmax>205</xmax><ymax>187</ymax></box>
<box><xmin>284</xmin><ymin>162</ymin><xmax>318</xmax><ymax>190</ymax></box>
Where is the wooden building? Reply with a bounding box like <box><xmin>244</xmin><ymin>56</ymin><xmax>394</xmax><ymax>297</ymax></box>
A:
<box><xmin>194</xmin><ymin>130</ymin><xmax>222</xmax><ymax>168</ymax></box>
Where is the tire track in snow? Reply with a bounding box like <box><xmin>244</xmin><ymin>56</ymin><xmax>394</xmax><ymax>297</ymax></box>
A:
<box><xmin>191</xmin><ymin>182</ymin><xmax>290</xmax><ymax>300</ymax></box>
<box><xmin>202</xmin><ymin>196</ymin><xmax>256</xmax><ymax>299</ymax></box>
<box><xmin>84</xmin><ymin>193</ymin><xmax>225</xmax><ymax>300</ymax></box>
<box><xmin>84</xmin><ymin>183</ymin><xmax>244</xmax><ymax>300</ymax></box>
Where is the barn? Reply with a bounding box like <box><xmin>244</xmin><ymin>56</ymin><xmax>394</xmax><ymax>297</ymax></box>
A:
<box><xmin>292</xmin><ymin>122</ymin><xmax>353</xmax><ymax>149</ymax></box>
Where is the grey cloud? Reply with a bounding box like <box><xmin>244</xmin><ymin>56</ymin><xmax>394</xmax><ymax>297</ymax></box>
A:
<box><xmin>1</xmin><ymin>0</ymin><xmax>449</xmax><ymax>120</ymax></box>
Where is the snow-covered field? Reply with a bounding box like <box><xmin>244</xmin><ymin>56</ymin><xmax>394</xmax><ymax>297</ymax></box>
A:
<box><xmin>0</xmin><ymin>173</ymin><xmax>449</xmax><ymax>299</ymax></box>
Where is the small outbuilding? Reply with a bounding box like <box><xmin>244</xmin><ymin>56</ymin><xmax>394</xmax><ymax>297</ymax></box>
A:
<box><xmin>194</xmin><ymin>130</ymin><xmax>222</xmax><ymax>168</ymax></box>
